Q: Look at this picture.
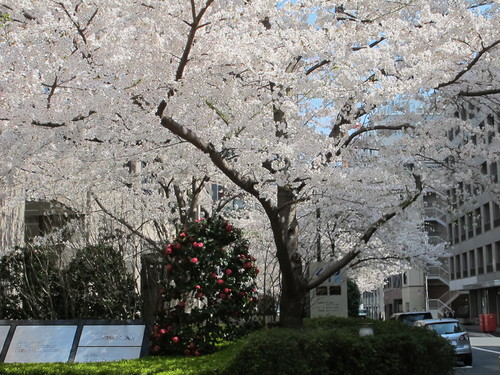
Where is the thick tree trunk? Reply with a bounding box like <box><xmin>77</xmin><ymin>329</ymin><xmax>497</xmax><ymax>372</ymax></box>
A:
<box><xmin>275</xmin><ymin>186</ymin><xmax>307</xmax><ymax>328</ymax></box>
<box><xmin>279</xmin><ymin>271</ymin><xmax>307</xmax><ymax>328</ymax></box>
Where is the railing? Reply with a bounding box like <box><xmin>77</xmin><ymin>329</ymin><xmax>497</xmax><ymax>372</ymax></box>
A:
<box><xmin>424</xmin><ymin>207</ymin><xmax>448</xmax><ymax>225</ymax></box>
<box><xmin>427</xmin><ymin>236</ymin><xmax>447</xmax><ymax>245</ymax></box>
<box><xmin>437</xmin><ymin>290</ymin><xmax>460</xmax><ymax>305</ymax></box>
<box><xmin>427</xmin><ymin>265</ymin><xmax>450</xmax><ymax>282</ymax></box>
<box><xmin>429</xmin><ymin>291</ymin><xmax>463</xmax><ymax>317</ymax></box>
<box><xmin>429</xmin><ymin>299</ymin><xmax>447</xmax><ymax>311</ymax></box>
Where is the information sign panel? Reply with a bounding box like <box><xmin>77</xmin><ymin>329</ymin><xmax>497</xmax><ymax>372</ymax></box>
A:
<box><xmin>0</xmin><ymin>326</ymin><xmax>10</xmax><ymax>353</ymax></box>
<box><xmin>74</xmin><ymin>346</ymin><xmax>142</xmax><ymax>362</ymax></box>
<box><xmin>308</xmin><ymin>262</ymin><xmax>348</xmax><ymax>318</ymax></box>
<box><xmin>4</xmin><ymin>325</ymin><xmax>77</xmax><ymax>363</ymax></box>
<box><xmin>78</xmin><ymin>325</ymin><xmax>145</xmax><ymax>347</ymax></box>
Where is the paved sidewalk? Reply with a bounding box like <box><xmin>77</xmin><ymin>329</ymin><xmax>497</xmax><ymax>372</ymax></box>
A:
<box><xmin>464</xmin><ymin>324</ymin><xmax>500</xmax><ymax>337</ymax></box>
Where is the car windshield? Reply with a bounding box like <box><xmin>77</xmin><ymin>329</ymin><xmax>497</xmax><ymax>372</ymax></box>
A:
<box><xmin>403</xmin><ymin>314</ymin><xmax>431</xmax><ymax>324</ymax></box>
<box><xmin>427</xmin><ymin>322</ymin><xmax>464</xmax><ymax>335</ymax></box>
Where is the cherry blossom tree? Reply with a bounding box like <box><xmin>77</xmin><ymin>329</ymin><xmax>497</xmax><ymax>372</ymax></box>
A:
<box><xmin>1</xmin><ymin>0</ymin><xmax>499</xmax><ymax>328</ymax></box>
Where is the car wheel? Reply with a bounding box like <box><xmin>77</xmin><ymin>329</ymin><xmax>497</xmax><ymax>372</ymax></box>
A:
<box><xmin>463</xmin><ymin>354</ymin><xmax>473</xmax><ymax>366</ymax></box>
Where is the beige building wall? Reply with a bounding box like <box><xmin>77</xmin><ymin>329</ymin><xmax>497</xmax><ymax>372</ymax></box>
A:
<box><xmin>402</xmin><ymin>269</ymin><xmax>427</xmax><ymax>312</ymax></box>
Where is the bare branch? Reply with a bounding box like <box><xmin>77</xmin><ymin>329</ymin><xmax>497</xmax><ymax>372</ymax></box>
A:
<box><xmin>437</xmin><ymin>39</ymin><xmax>500</xmax><ymax>89</ymax></box>
<box><xmin>349</xmin><ymin>255</ymin><xmax>405</xmax><ymax>269</ymax></box>
<box><xmin>305</xmin><ymin>59</ymin><xmax>330</xmax><ymax>75</ymax></box>
<box><xmin>93</xmin><ymin>195</ymin><xmax>160</xmax><ymax>251</ymax></box>
<box><xmin>458</xmin><ymin>88</ymin><xmax>500</xmax><ymax>97</ymax></box>
<box><xmin>352</xmin><ymin>37</ymin><xmax>386</xmax><ymax>51</ymax></box>
<box><xmin>72</xmin><ymin>110</ymin><xmax>96</xmax><ymax>122</ymax></box>
<box><xmin>161</xmin><ymin>117</ymin><xmax>264</xmax><ymax>202</ymax></box>
<box><xmin>334</xmin><ymin>123</ymin><xmax>415</xmax><ymax>156</ymax></box>
<box><xmin>176</xmin><ymin>0</ymin><xmax>215</xmax><ymax>81</ymax></box>
<box><xmin>32</xmin><ymin>120</ymin><xmax>66</xmax><ymax>128</ymax></box>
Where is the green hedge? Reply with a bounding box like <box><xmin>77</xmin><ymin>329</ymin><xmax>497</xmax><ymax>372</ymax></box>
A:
<box><xmin>0</xmin><ymin>317</ymin><xmax>455</xmax><ymax>375</ymax></box>
<box><xmin>226</xmin><ymin>317</ymin><xmax>455</xmax><ymax>375</ymax></box>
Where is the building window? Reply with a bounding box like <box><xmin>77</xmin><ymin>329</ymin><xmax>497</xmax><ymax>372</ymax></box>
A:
<box><xmin>474</xmin><ymin>208</ymin><xmax>482</xmax><ymax>235</ymax></box>
<box><xmin>448</xmin><ymin>129</ymin><xmax>454</xmax><ymax>141</ymax></box>
<box><xmin>469</xmin><ymin>250</ymin><xmax>476</xmax><ymax>276</ymax></box>
<box><xmin>453</xmin><ymin>220</ymin><xmax>459</xmax><ymax>243</ymax></box>
<box><xmin>449</xmin><ymin>188</ymin><xmax>457</xmax><ymax>210</ymax></box>
<box><xmin>494</xmin><ymin>203</ymin><xmax>500</xmax><ymax>228</ymax></box>
<box><xmin>488</xmin><ymin>131</ymin><xmax>495</xmax><ymax>144</ymax></box>
<box><xmin>460</xmin><ymin>108</ymin><xmax>467</xmax><ymax>120</ymax></box>
<box><xmin>458</xmin><ymin>182</ymin><xmax>464</xmax><ymax>206</ymax></box>
<box><xmin>455</xmin><ymin>255</ymin><xmax>461</xmax><ymax>279</ymax></box>
<box><xmin>496</xmin><ymin>242</ymin><xmax>500</xmax><ymax>272</ymax></box>
<box><xmin>467</xmin><ymin>212</ymin><xmax>474</xmax><ymax>238</ymax></box>
<box><xmin>486</xmin><ymin>244</ymin><xmax>493</xmax><ymax>273</ymax></box>
<box><xmin>491</xmin><ymin>162</ymin><xmax>499</xmax><ymax>183</ymax></box>
<box><xmin>485</xmin><ymin>114</ymin><xmax>496</xmax><ymax>132</ymax></box>
<box><xmin>462</xmin><ymin>252</ymin><xmax>468</xmax><ymax>278</ymax></box>
<box><xmin>460</xmin><ymin>216</ymin><xmax>466</xmax><ymax>241</ymax></box>
<box><xmin>484</xmin><ymin>203</ymin><xmax>491</xmax><ymax>232</ymax></box>
<box><xmin>481</xmin><ymin>161</ymin><xmax>488</xmax><ymax>175</ymax></box>
<box><xmin>478</xmin><ymin>247</ymin><xmax>484</xmax><ymax>274</ymax></box>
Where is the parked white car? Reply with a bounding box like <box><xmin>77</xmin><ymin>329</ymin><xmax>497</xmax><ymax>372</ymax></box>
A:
<box><xmin>389</xmin><ymin>311</ymin><xmax>433</xmax><ymax>326</ymax></box>
<box><xmin>414</xmin><ymin>318</ymin><xmax>473</xmax><ymax>366</ymax></box>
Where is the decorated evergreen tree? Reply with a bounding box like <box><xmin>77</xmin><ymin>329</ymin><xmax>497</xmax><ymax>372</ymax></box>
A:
<box><xmin>151</xmin><ymin>216</ymin><xmax>259</xmax><ymax>356</ymax></box>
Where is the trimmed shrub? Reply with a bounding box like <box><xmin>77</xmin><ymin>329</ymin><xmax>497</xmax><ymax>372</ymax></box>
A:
<box><xmin>0</xmin><ymin>245</ymin><xmax>140</xmax><ymax>320</ymax></box>
<box><xmin>65</xmin><ymin>245</ymin><xmax>141</xmax><ymax>319</ymax></box>
<box><xmin>225</xmin><ymin>316</ymin><xmax>455</xmax><ymax>375</ymax></box>
<box><xmin>0</xmin><ymin>246</ymin><xmax>64</xmax><ymax>319</ymax></box>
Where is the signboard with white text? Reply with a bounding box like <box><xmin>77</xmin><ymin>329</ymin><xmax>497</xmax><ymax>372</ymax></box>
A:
<box><xmin>308</xmin><ymin>262</ymin><xmax>348</xmax><ymax>318</ymax></box>
<box><xmin>75</xmin><ymin>325</ymin><xmax>145</xmax><ymax>363</ymax></box>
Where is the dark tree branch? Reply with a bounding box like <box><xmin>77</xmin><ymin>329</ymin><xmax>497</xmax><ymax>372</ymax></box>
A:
<box><xmin>305</xmin><ymin>38</ymin><xmax>385</xmax><ymax>76</ymax></box>
<box><xmin>45</xmin><ymin>76</ymin><xmax>58</xmax><ymax>109</ymax></box>
<box><xmin>57</xmin><ymin>2</ymin><xmax>98</xmax><ymax>45</ymax></box>
<box><xmin>72</xmin><ymin>110</ymin><xmax>96</xmax><ymax>122</ymax></box>
<box><xmin>306</xmin><ymin>59</ymin><xmax>330</xmax><ymax>75</ymax></box>
<box><xmin>349</xmin><ymin>255</ymin><xmax>405</xmax><ymax>268</ymax></box>
<box><xmin>214</xmin><ymin>192</ymin><xmax>244</xmax><ymax>212</ymax></box>
<box><xmin>352</xmin><ymin>37</ymin><xmax>386</xmax><ymax>51</ymax></box>
<box><xmin>173</xmin><ymin>184</ymin><xmax>187</xmax><ymax>224</ymax></box>
<box><xmin>161</xmin><ymin>117</ymin><xmax>263</xmax><ymax>202</ymax></box>
<box><xmin>333</xmin><ymin>123</ymin><xmax>415</xmax><ymax>157</ymax></box>
<box><xmin>156</xmin><ymin>0</ymin><xmax>214</xmax><ymax>118</ymax></box>
<box><xmin>458</xmin><ymin>88</ymin><xmax>500</xmax><ymax>97</ymax></box>
<box><xmin>32</xmin><ymin>120</ymin><xmax>66</xmax><ymax>128</ymax></box>
<box><xmin>437</xmin><ymin>39</ymin><xmax>500</xmax><ymax>89</ymax></box>
<box><xmin>176</xmin><ymin>0</ymin><xmax>215</xmax><ymax>81</ymax></box>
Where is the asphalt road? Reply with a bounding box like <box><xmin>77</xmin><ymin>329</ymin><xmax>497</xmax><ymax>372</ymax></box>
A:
<box><xmin>454</xmin><ymin>336</ymin><xmax>500</xmax><ymax>375</ymax></box>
